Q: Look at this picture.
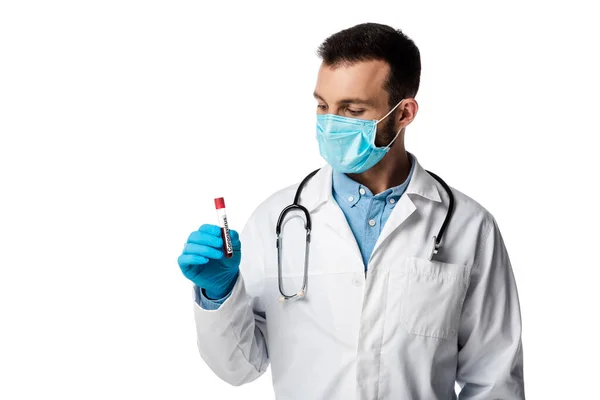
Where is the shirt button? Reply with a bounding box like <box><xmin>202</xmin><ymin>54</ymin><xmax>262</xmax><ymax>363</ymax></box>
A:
<box><xmin>352</xmin><ymin>277</ymin><xmax>361</xmax><ymax>286</ymax></box>
<box><xmin>348</xmin><ymin>196</ymin><xmax>354</xmax><ymax>202</ymax></box>
<box><xmin>359</xmin><ymin>188</ymin><xmax>366</xmax><ymax>195</ymax></box>
<box><xmin>389</xmin><ymin>198</ymin><xmax>396</xmax><ymax>204</ymax></box>
<box><xmin>368</xmin><ymin>219</ymin><xmax>376</xmax><ymax>227</ymax></box>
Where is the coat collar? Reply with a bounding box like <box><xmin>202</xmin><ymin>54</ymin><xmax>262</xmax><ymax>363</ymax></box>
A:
<box><xmin>302</xmin><ymin>151</ymin><xmax>442</xmax><ymax>213</ymax></box>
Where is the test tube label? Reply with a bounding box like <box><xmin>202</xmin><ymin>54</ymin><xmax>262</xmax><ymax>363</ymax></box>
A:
<box><xmin>217</xmin><ymin>208</ymin><xmax>233</xmax><ymax>256</ymax></box>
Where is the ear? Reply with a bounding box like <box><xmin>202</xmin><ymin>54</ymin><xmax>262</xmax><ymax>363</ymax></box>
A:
<box><xmin>399</xmin><ymin>98</ymin><xmax>418</xmax><ymax>125</ymax></box>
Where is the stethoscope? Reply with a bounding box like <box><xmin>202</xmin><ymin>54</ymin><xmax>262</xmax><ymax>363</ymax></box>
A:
<box><xmin>276</xmin><ymin>168</ymin><xmax>454</xmax><ymax>302</ymax></box>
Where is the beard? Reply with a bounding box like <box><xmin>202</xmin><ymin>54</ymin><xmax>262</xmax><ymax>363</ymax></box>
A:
<box><xmin>374</xmin><ymin>109</ymin><xmax>399</xmax><ymax>148</ymax></box>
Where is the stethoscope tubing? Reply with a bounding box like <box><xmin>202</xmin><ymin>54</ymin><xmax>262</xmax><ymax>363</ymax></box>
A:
<box><xmin>276</xmin><ymin>167</ymin><xmax>454</xmax><ymax>301</ymax></box>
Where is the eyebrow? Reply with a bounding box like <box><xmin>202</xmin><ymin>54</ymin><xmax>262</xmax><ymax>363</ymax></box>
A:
<box><xmin>313</xmin><ymin>91</ymin><xmax>375</xmax><ymax>107</ymax></box>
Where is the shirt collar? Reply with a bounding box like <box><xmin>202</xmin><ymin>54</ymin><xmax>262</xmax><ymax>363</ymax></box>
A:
<box><xmin>302</xmin><ymin>151</ymin><xmax>442</xmax><ymax>213</ymax></box>
<box><xmin>331</xmin><ymin>169</ymin><xmax>364</xmax><ymax>207</ymax></box>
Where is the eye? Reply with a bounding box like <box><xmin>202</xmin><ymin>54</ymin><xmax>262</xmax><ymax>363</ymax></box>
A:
<box><xmin>347</xmin><ymin>108</ymin><xmax>364</xmax><ymax>116</ymax></box>
<box><xmin>317</xmin><ymin>104</ymin><xmax>327</xmax><ymax>111</ymax></box>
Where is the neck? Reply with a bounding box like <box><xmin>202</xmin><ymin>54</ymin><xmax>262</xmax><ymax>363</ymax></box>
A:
<box><xmin>347</xmin><ymin>144</ymin><xmax>411</xmax><ymax>195</ymax></box>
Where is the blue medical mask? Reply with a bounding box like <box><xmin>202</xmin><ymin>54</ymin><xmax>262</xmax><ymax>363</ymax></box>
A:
<box><xmin>316</xmin><ymin>99</ymin><xmax>405</xmax><ymax>173</ymax></box>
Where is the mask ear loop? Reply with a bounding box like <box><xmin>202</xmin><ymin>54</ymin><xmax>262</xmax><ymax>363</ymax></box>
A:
<box><xmin>385</xmin><ymin>126</ymin><xmax>403</xmax><ymax>149</ymax></box>
<box><xmin>374</xmin><ymin>99</ymin><xmax>405</xmax><ymax>149</ymax></box>
<box><xmin>375</xmin><ymin>99</ymin><xmax>405</xmax><ymax>125</ymax></box>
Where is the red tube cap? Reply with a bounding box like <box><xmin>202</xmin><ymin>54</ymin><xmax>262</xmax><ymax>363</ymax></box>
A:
<box><xmin>214</xmin><ymin>197</ymin><xmax>225</xmax><ymax>209</ymax></box>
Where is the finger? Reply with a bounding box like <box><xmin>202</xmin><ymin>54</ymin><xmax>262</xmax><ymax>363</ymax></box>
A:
<box><xmin>229</xmin><ymin>229</ymin><xmax>241</xmax><ymax>249</ymax></box>
<box><xmin>187</xmin><ymin>230</ymin><xmax>223</xmax><ymax>248</ymax></box>
<box><xmin>198</xmin><ymin>224</ymin><xmax>222</xmax><ymax>237</ymax></box>
<box><xmin>183</xmin><ymin>243</ymin><xmax>223</xmax><ymax>260</ymax></box>
<box><xmin>178</xmin><ymin>254</ymin><xmax>208</xmax><ymax>270</ymax></box>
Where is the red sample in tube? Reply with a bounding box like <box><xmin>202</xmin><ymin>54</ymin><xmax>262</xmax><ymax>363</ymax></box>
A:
<box><xmin>214</xmin><ymin>197</ymin><xmax>233</xmax><ymax>258</ymax></box>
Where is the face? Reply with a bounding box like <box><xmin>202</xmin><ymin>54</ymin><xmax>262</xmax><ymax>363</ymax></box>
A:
<box><xmin>313</xmin><ymin>59</ymin><xmax>408</xmax><ymax>147</ymax></box>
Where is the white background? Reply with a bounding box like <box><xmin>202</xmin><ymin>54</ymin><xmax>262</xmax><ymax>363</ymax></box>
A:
<box><xmin>1</xmin><ymin>0</ymin><xmax>599</xmax><ymax>398</ymax></box>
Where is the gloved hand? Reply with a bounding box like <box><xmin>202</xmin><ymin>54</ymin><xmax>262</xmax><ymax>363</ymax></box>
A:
<box><xmin>178</xmin><ymin>224</ymin><xmax>241</xmax><ymax>299</ymax></box>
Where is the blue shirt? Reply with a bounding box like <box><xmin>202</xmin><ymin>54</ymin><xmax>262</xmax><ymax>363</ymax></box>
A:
<box><xmin>196</xmin><ymin>153</ymin><xmax>415</xmax><ymax>309</ymax></box>
<box><xmin>195</xmin><ymin>284</ymin><xmax>232</xmax><ymax>310</ymax></box>
<box><xmin>332</xmin><ymin>154</ymin><xmax>415</xmax><ymax>269</ymax></box>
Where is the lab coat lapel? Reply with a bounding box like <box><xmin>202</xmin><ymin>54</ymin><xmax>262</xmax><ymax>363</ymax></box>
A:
<box><xmin>300</xmin><ymin>157</ymin><xmax>441</xmax><ymax>268</ymax></box>
<box><xmin>371</xmin><ymin>194</ymin><xmax>417</xmax><ymax>257</ymax></box>
<box><xmin>302</xmin><ymin>164</ymin><xmax>363</xmax><ymax>264</ymax></box>
<box><xmin>370</xmin><ymin>155</ymin><xmax>442</xmax><ymax>261</ymax></box>
<box><xmin>320</xmin><ymin>200</ymin><xmax>362</xmax><ymax>252</ymax></box>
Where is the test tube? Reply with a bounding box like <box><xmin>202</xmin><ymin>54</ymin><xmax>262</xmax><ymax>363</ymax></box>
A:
<box><xmin>214</xmin><ymin>197</ymin><xmax>233</xmax><ymax>258</ymax></box>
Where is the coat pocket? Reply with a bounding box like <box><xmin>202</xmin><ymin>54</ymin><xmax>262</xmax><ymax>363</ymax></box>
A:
<box><xmin>395</xmin><ymin>256</ymin><xmax>471</xmax><ymax>340</ymax></box>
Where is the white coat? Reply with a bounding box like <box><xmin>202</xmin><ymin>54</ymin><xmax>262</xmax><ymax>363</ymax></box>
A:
<box><xmin>192</xmin><ymin>153</ymin><xmax>525</xmax><ymax>399</ymax></box>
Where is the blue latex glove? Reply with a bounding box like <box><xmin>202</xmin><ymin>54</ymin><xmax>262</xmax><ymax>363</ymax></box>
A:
<box><xmin>178</xmin><ymin>224</ymin><xmax>241</xmax><ymax>299</ymax></box>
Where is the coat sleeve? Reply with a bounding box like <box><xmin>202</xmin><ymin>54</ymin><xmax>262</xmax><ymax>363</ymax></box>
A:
<box><xmin>456</xmin><ymin>215</ymin><xmax>525</xmax><ymax>399</ymax></box>
<box><xmin>191</xmin><ymin>209</ymin><xmax>269</xmax><ymax>386</ymax></box>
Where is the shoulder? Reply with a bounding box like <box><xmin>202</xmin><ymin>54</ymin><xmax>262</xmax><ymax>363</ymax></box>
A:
<box><xmin>244</xmin><ymin>177</ymin><xmax>310</xmax><ymax>231</ymax></box>
<box><xmin>448</xmin><ymin>185</ymin><xmax>495</xmax><ymax>226</ymax></box>
<box><xmin>253</xmin><ymin>183</ymin><xmax>300</xmax><ymax>217</ymax></box>
<box><xmin>249</xmin><ymin>166</ymin><xmax>328</xmax><ymax>222</ymax></box>
<box><xmin>443</xmin><ymin>183</ymin><xmax>501</xmax><ymax>254</ymax></box>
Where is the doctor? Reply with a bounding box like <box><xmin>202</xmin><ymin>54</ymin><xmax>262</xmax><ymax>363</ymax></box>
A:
<box><xmin>177</xmin><ymin>22</ymin><xmax>525</xmax><ymax>399</ymax></box>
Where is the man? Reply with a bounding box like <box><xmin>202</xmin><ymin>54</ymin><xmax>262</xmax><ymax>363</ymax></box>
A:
<box><xmin>178</xmin><ymin>22</ymin><xmax>525</xmax><ymax>399</ymax></box>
